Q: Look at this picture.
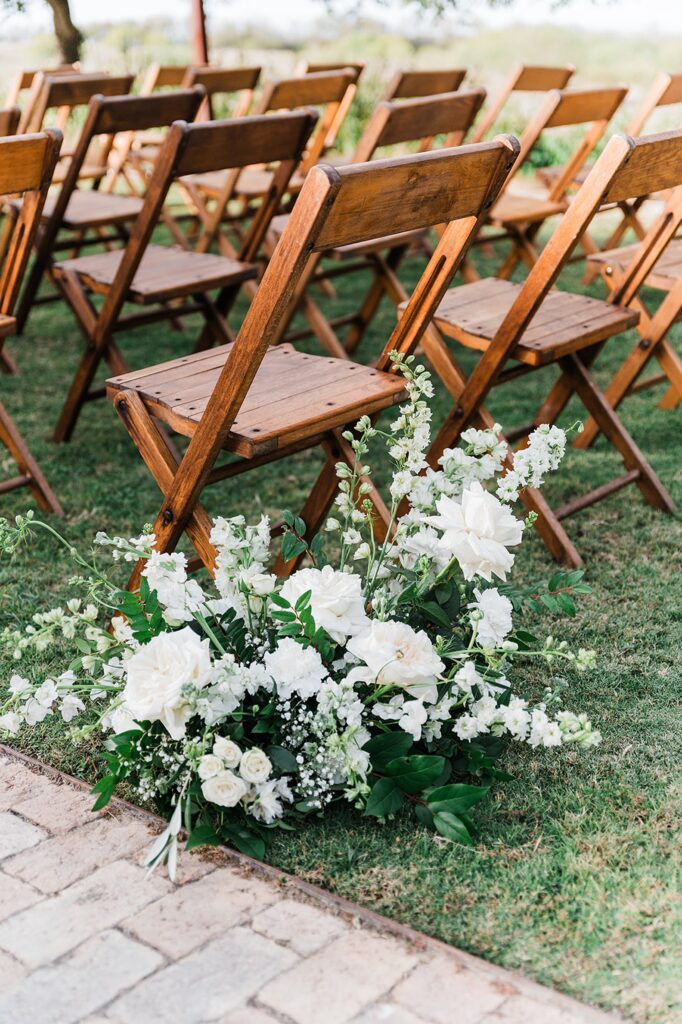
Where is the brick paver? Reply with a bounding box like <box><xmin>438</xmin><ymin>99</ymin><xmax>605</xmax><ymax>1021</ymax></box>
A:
<box><xmin>0</xmin><ymin>751</ymin><xmax>623</xmax><ymax>1024</ymax></box>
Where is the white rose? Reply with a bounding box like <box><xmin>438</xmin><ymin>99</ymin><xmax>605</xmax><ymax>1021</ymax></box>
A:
<box><xmin>471</xmin><ymin>587</ymin><xmax>513</xmax><ymax>648</ymax></box>
<box><xmin>347</xmin><ymin>620</ymin><xmax>444</xmax><ymax>700</ymax></box>
<box><xmin>427</xmin><ymin>481</ymin><xmax>524</xmax><ymax>582</ymax></box>
<box><xmin>121</xmin><ymin>626</ymin><xmax>211</xmax><ymax>740</ymax></box>
<box><xmin>239</xmin><ymin>748</ymin><xmax>272</xmax><ymax>784</ymax></box>
<box><xmin>280</xmin><ymin>565</ymin><xmax>369</xmax><ymax>643</ymax></box>
<box><xmin>213</xmin><ymin>736</ymin><xmax>242</xmax><ymax>768</ymax></box>
<box><xmin>240</xmin><ymin>569</ymin><xmax>277</xmax><ymax>596</ymax></box>
<box><xmin>198</xmin><ymin>753</ymin><xmax>224</xmax><ymax>780</ymax></box>
<box><xmin>264</xmin><ymin>638</ymin><xmax>327</xmax><ymax>700</ymax></box>
<box><xmin>201</xmin><ymin>769</ymin><xmax>247</xmax><ymax>807</ymax></box>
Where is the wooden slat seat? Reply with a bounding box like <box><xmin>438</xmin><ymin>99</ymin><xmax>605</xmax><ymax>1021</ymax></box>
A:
<box><xmin>489</xmin><ymin>191</ymin><xmax>567</xmax><ymax>224</ymax></box>
<box><xmin>53</xmin><ymin>245</ymin><xmax>257</xmax><ymax>304</ymax></box>
<box><xmin>52</xmin><ymin>160</ymin><xmax>109</xmax><ymax>183</ymax></box>
<box><xmin>425</xmin><ymin>278</ymin><xmax>640</xmax><ymax>366</ymax></box>
<box><xmin>46</xmin><ymin>190</ymin><xmax>143</xmax><ymax>228</ymax></box>
<box><xmin>107</xmin><ymin>343</ymin><xmax>407</xmax><ymax>457</ymax></box>
<box><xmin>587</xmin><ymin>239</ymin><xmax>682</xmax><ymax>291</ymax></box>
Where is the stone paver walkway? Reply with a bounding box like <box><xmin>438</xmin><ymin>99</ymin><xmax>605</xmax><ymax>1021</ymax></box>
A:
<box><xmin>0</xmin><ymin>749</ymin><xmax>622</xmax><ymax>1024</ymax></box>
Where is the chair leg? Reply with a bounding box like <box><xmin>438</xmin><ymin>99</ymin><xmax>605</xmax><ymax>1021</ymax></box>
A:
<box><xmin>112</xmin><ymin>390</ymin><xmax>217</xmax><ymax>591</ymax></box>
<box><xmin>54</xmin><ymin>346</ymin><xmax>104</xmax><ymax>443</ymax></box>
<box><xmin>0</xmin><ymin>401</ymin><xmax>63</xmax><ymax>516</ymax></box>
<box><xmin>559</xmin><ymin>353</ymin><xmax>675</xmax><ymax>513</ymax></box>
<box><xmin>575</xmin><ymin>338</ymin><xmax>661</xmax><ymax>449</ymax></box>
<box><xmin>343</xmin><ymin>247</ymin><xmax>408</xmax><ymax>356</ymax></box>
<box><xmin>655</xmin><ymin>340</ymin><xmax>682</xmax><ymax>411</ymax></box>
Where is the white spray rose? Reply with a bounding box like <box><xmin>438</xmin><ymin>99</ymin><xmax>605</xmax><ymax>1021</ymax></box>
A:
<box><xmin>347</xmin><ymin>620</ymin><xmax>444</xmax><ymax>700</ymax></box>
<box><xmin>201</xmin><ymin>769</ymin><xmax>247</xmax><ymax>807</ymax></box>
<box><xmin>121</xmin><ymin>626</ymin><xmax>211</xmax><ymax>740</ymax></box>
<box><xmin>471</xmin><ymin>587</ymin><xmax>514</xmax><ymax>648</ymax></box>
<box><xmin>198</xmin><ymin>754</ymin><xmax>224</xmax><ymax>780</ymax></box>
<box><xmin>213</xmin><ymin>736</ymin><xmax>242</xmax><ymax>768</ymax></box>
<box><xmin>264</xmin><ymin>638</ymin><xmax>327</xmax><ymax>700</ymax></box>
<box><xmin>280</xmin><ymin>565</ymin><xmax>369</xmax><ymax>643</ymax></box>
<box><xmin>239</xmin><ymin>748</ymin><xmax>272</xmax><ymax>784</ymax></box>
<box><xmin>427</xmin><ymin>481</ymin><xmax>524</xmax><ymax>582</ymax></box>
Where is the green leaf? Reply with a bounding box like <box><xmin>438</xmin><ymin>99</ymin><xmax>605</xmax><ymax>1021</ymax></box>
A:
<box><xmin>281</xmin><ymin>533</ymin><xmax>307</xmax><ymax>562</ymax></box>
<box><xmin>185</xmin><ymin>824</ymin><xmax>222</xmax><ymax>851</ymax></box>
<box><xmin>269</xmin><ymin>592</ymin><xmax>291</xmax><ymax>609</ymax></box>
<box><xmin>433</xmin><ymin>811</ymin><xmax>474</xmax><ymax>845</ymax></box>
<box><xmin>363</xmin><ymin>731</ymin><xmax>413</xmax><ymax>770</ymax></box>
<box><xmin>414</xmin><ymin>803</ymin><xmax>434</xmax><ymax>828</ymax></box>
<box><xmin>90</xmin><ymin>775</ymin><xmax>116</xmax><ymax>811</ymax></box>
<box><xmin>266</xmin><ymin>745</ymin><xmax>299</xmax><ymax>772</ymax></box>
<box><xmin>556</xmin><ymin>593</ymin><xmax>576</xmax><ymax>616</ymax></box>
<box><xmin>385</xmin><ymin>755</ymin><xmax>447</xmax><ymax>794</ymax></box>
<box><xmin>223</xmin><ymin>826</ymin><xmax>266</xmax><ymax>860</ymax></box>
<box><xmin>427</xmin><ymin>783</ymin><xmax>489</xmax><ymax>814</ymax></box>
<box><xmin>418</xmin><ymin>601</ymin><xmax>451</xmax><ymax>630</ymax></box>
<box><xmin>294</xmin><ymin>589</ymin><xmax>312</xmax><ymax>612</ymax></box>
<box><xmin>364</xmin><ymin>777</ymin><xmax>405</xmax><ymax>817</ymax></box>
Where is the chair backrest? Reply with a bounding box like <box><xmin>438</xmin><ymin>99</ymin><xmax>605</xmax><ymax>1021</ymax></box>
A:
<box><xmin>626</xmin><ymin>72</ymin><xmax>682</xmax><ymax>135</ymax></box>
<box><xmin>93</xmin><ymin>110</ymin><xmax>318</xmax><ymax>341</ymax></box>
<box><xmin>140</xmin><ymin>64</ymin><xmax>192</xmax><ymax>95</ymax></box>
<box><xmin>0</xmin><ymin>132</ymin><xmax>61</xmax><ymax>319</ymax></box>
<box><xmin>352</xmin><ymin>89</ymin><xmax>486</xmax><ymax>163</ymax></box>
<box><xmin>181</xmin><ymin>66</ymin><xmax>261</xmax><ymax>120</ymax></box>
<box><xmin>4</xmin><ymin>64</ymin><xmax>80</xmax><ymax>107</ymax></box>
<box><xmin>470</xmin><ymin>63</ymin><xmax>575</xmax><ymax>144</ymax></box>
<box><xmin>0</xmin><ymin>107</ymin><xmax>20</xmax><ymax>137</ymax></box>
<box><xmin>178</xmin><ymin>135</ymin><xmax>519</xmax><ymax>465</ymax></box>
<box><xmin>296</xmin><ymin>62</ymin><xmax>365</xmax><ymax>153</ymax></box>
<box><xmin>484</xmin><ymin>130</ymin><xmax>682</xmax><ymax>364</ymax></box>
<box><xmin>20</xmin><ymin>72</ymin><xmax>134</xmax><ymax>138</ymax></box>
<box><xmin>254</xmin><ymin>69</ymin><xmax>359</xmax><ymax>171</ymax></box>
<box><xmin>382</xmin><ymin>68</ymin><xmax>467</xmax><ymax>102</ymax></box>
<box><xmin>510</xmin><ymin>85</ymin><xmax>628</xmax><ymax>200</ymax></box>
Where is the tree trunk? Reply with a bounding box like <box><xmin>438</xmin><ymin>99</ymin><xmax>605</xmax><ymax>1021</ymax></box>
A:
<box><xmin>44</xmin><ymin>0</ymin><xmax>83</xmax><ymax>64</ymax></box>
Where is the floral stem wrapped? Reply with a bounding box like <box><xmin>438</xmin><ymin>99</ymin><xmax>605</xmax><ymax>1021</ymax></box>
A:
<box><xmin>0</xmin><ymin>357</ymin><xmax>600</xmax><ymax>878</ymax></box>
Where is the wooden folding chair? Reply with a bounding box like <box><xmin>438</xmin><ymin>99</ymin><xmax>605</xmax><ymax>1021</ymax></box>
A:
<box><xmin>139</xmin><ymin>64</ymin><xmax>193</xmax><ymax>95</ymax></box>
<box><xmin>382</xmin><ymin>68</ymin><xmax>467</xmax><ymax>102</ymax></box>
<box><xmin>0</xmin><ymin>131</ymin><xmax>63</xmax><ymax>513</ymax></box>
<box><xmin>418</xmin><ymin>131</ymin><xmax>681</xmax><ymax>567</ymax></box>
<box><xmin>18</xmin><ymin>72</ymin><xmax>135</xmax><ymax>184</ymax></box>
<box><xmin>0</xmin><ymin>108</ymin><xmax>20</xmax><ymax>137</ymax></box>
<box><xmin>13</xmin><ymin>89</ymin><xmax>206</xmax><ymax>335</ymax></box>
<box><xmin>469</xmin><ymin>64</ymin><xmax>575</xmax><ymax>144</ymax></box>
<box><xmin>541</xmin><ymin>72</ymin><xmax>682</xmax><ymax>257</ymax></box>
<box><xmin>574</xmin><ymin>182</ymin><xmax>682</xmax><ymax>447</ymax></box>
<box><xmin>4</xmin><ymin>64</ymin><xmax>80</xmax><ymax>123</ymax></box>
<box><xmin>49</xmin><ymin>110</ymin><xmax>318</xmax><ymax>443</ymax></box>
<box><xmin>266</xmin><ymin>89</ymin><xmax>486</xmax><ymax>359</ymax></box>
<box><xmin>477</xmin><ymin>86</ymin><xmax>628</xmax><ymax>279</ymax></box>
<box><xmin>296</xmin><ymin>60</ymin><xmax>364</xmax><ymax>159</ymax></box>
<box><xmin>105</xmin><ymin>134</ymin><xmax>519</xmax><ymax>589</ymax></box>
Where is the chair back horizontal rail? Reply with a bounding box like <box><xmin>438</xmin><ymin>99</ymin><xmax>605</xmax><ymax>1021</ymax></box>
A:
<box><xmin>86</xmin><ymin>88</ymin><xmax>206</xmax><ymax>136</ymax></box>
<box><xmin>34</xmin><ymin>73</ymin><xmax>134</xmax><ymax>111</ymax></box>
<box><xmin>173</xmin><ymin>110</ymin><xmax>319</xmax><ymax>177</ymax></box>
<box><xmin>260</xmin><ymin>69</ymin><xmax>357</xmax><ymax>111</ymax></box>
<box><xmin>602</xmin><ymin>130</ymin><xmax>682</xmax><ymax>204</ymax></box>
<box><xmin>364</xmin><ymin>89</ymin><xmax>486</xmax><ymax>155</ymax></box>
<box><xmin>182</xmin><ymin>66</ymin><xmax>261</xmax><ymax>95</ymax></box>
<box><xmin>301</xmin><ymin>61</ymin><xmax>364</xmax><ymax>80</ymax></box>
<box><xmin>657</xmin><ymin>72</ymin><xmax>682</xmax><ymax>107</ymax></box>
<box><xmin>513</xmin><ymin>64</ymin><xmax>576</xmax><ymax>91</ymax></box>
<box><xmin>313</xmin><ymin>136</ymin><xmax>519</xmax><ymax>250</ymax></box>
<box><xmin>544</xmin><ymin>85</ymin><xmax>628</xmax><ymax>128</ymax></box>
<box><xmin>0</xmin><ymin>107</ymin><xmax>20</xmax><ymax>137</ymax></box>
<box><xmin>143</xmin><ymin>64</ymin><xmax>192</xmax><ymax>91</ymax></box>
<box><xmin>0</xmin><ymin>132</ymin><xmax>61</xmax><ymax>193</ymax></box>
<box><xmin>387</xmin><ymin>68</ymin><xmax>467</xmax><ymax>99</ymax></box>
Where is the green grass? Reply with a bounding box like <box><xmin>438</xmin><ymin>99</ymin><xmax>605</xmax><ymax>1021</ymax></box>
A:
<box><xmin>1</xmin><ymin>226</ymin><xmax>681</xmax><ymax>1024</ymax></box>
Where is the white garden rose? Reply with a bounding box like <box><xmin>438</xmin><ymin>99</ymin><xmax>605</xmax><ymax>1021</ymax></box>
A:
<box><xmin>197</xmin><ymin>754</ymin><xmax>224</xmax><ymax>780</ymax></box>
<box><xmin>427</xmin><ymin>481</ymin><xmax>524</xmax><ymax>582</ymax></box>
<box><xmin>121</xmin><ymin>626</ymin><xmax>211</xmax><ymax>740</ymax></box>
<box><xmin>347</xmin><ymin>620</ymin><xmax>444</xmax><ymax>700</ymax></box>
<box><xmin>471</xmin><ymin>587</ymin><xmax>513</xmax><ymax>648</ymax></box>
<box><xmin>213</xmin><ymin>736</ymin><xmax>242</xmax><ymax>768</ymax></box>
<box><xmin>201</xmin><ymin>769</ymin><xmax>247</xmax><ymax>807</ymax></box>
<box><xmin>264</xmin><ymin>638</ymin><xmax>327</xmax><ymax>700</ymax></box>
<box><xmin>280</xmin><ymin>565</ymin><xmax>369</xmax><ymax>643</ymax></box>
<box><xmin>239</xmin><ymin>748</ymin><xmax>272</xmax><ymax>784</ymax></box>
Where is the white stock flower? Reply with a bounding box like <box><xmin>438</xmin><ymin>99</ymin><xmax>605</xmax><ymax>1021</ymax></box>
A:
<box><xmin>0</xmin><ymin>711</ymin><xmax>22</xmax><ymax>736</ymax></box>
<box><xmin>427</xmin><ymin>482</ymin><xmax>524</xmax><ymax>582</ymax></box>
<box><xmin>9</xmin><ymin>675</ymin><xmax>30</xmax><ymax>697</ymax></box>
<box><xmin>280</xmin><ymin>565</ymin><xmax>369</xmax><ymax>643</ymax></box>
<box><xmin>201</xmin><ymin>770</ymin><xmax>247</xmax><ymax>808</ymax></box>
<box><xmin>142</xmin><ymin>551</ymin><xmax>204</xmax><ymax>625</ymax></box>
<box><xmin>106</xmin><ymin>705</ymin><xmax>138</xmax><ymax>734</ymax></box>
<box><xmin>398</xmin><ymin>699</ymin><xmax>428</xmax><ymax>740</ymax></box>
<box><xmin>213</xmin><ymin>736</ymin><xmax>242</xmax><ymax>768</ymax></box>
<box><xmin>59</xmin><ymin>694</ymin><xmax>85</xmax><ymax>723</ymax></box>
<box><xmin>121</xmin><ymin>626</ymin><xmax>211</xmax><ymax>740</ymax></box>
<box><xmin>454</xmin><ymin>660</ymin><xmax>484</xmax><ymax>696</ymax></box>
<box><xmin>347</xmin><ymin>620</ymin><xmax>444</xmax><ymax>700</ymax></box>
<box><xmin>471</xmin><ymin>588</ymin><xmax>513</xmax><ymax>648</ymax></box>
<box><xmin>454</xmin><ymin>714</ymin><xmax>481</xmax><ymax>740</ymax></box>
<box><xmin>248</xmin><ymin>779</ymin><xmax>285</xmax><ymax>824</ymax></box>
<box><xmin>265</xmin><ymin>638</ymin><xmax>327</xmax><ymax>701</ymax></box>
<box><xmin>198</xmin><ymin>754</ymin><xmax>224</xmax><ymax>780</ymax></box>
<box><xmin>239</xmin><ymin>748</ymin><xmax>272</xmax><ymax>784</ymax></box>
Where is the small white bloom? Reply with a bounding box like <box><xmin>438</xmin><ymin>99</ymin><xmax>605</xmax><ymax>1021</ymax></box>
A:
<box><xmin>202</xmin><ymin>769</ymin><xmax>248</xmax><ymax>808</ymax></box>
<box><xmin>198</xmin><ymin>754</ymin><xmax>224</xmax><ymax>780</ymax></box>
<box><xmin>0</xmin><ymin>711</ymin><xmax>22</xmax><ymax>736</ymax></box>
<box><xmin>347</xmin><ymin>620</ymin><xmax>444</xmax><ymax>700</ymax></box>
<box><xmin>239</xmin><ymin>748</ymin><xmax>272</xmax><ymax>784</ymax></box>
<box><xmin>213</xmin><ymin>736</ymin><xmax>242</xmax><ymax>768</ymax></box>
<box><xmin>280</xmin><ymin>565</ymin><xmax>369</xmax><ymax>643</ymax></box>
<box><xmin>454</xmin><ymin>714</ymin><xmax>481</xmax><ymax>740</ymax></box>
<box><xmin>59</xmin><ymin>693</ymin><xmax>85</xmax><ymax>722</ymax></box>
<box><xmin>471</xmin><ymin>588</ymin><xmax>513</xmax><ymax>648</ymax></box>
<box><xmin>265</xmin><ymin>638</ymin><xmax>327</xmax><ymax>701</ymax></box>
<box><xmin>398</xmin><ymin>699</ymin><xmax>428</xmax><ymax>740</ymax></box>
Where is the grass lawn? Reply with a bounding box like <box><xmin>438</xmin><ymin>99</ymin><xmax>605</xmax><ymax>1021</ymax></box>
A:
<box><xmin>1</xmin><ymin>225</ymin><xmax>681</xmax><ymax>1024</ymax></box>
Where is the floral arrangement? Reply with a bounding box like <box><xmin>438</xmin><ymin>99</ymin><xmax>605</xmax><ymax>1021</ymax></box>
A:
<box><xmin>0</xmin><ymin>356</ymin><xmax>600</xmax><ymax>878</ymax></box>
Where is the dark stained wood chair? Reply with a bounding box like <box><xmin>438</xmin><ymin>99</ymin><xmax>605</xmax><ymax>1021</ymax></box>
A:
<box><xmin>49</xmin><ymin>110</ymin><xmax>318</xmax><ymax>443</ymax></box>
<box><xmin>469</xmin><ymin>63</ymin><xmax>575</xmax><ymax>144</ymax></box>
<box><xmin>0</xmin><ymin>131</ymin><xmax>63</xmax><ymax>513</ymax></box>
<box><xmin>416</xmin><ymin>131</ymin><xmax>681</xmax><ymax>567</ymax></box>
<box><xmin>105</xmin><ymin>135</ymin><xmax>519</xmax><ymax>589</ymax></box>
<box><xmin>181</xmin><ymin>65</ymin><xmax>261</xmax><ymax>120</ymax></box>
<box><xmin>266</xmin><ymin>89</ymin><xmax>486</xmax><ymax>359</ymax></box>
<box><xmin>382</xmin><ymin>68</ymin><xmax>467</xmax><ymax>102</ymax></box>
<box><xmin>477</xmin><ymin>85</ymin><xmax>628</xmax><ymax>279</ymax></box>
<box><xmin>0</xmin><ymin>108</ymin><xmax>20</xmax><ymax>137</ymax></box>
<box><xmin>13</xmin><ymin>89</ymin><xmax>206</xmax><ymax>335</ymax></box>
